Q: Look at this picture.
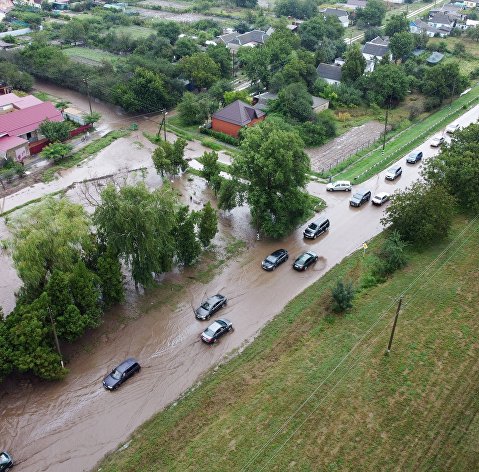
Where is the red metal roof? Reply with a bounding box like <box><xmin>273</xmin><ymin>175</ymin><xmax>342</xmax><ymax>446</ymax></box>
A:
<box><xmin>0</xmin><ymin>135</ymin><xmax>28</xmax><ymax>152</ymax></box>
<box><xmin>13</xmin><ymin>95</ymin><xmax>43</xmax><ymax>109</ymax></box>
<box><xmin>0</xmin><ymin>102</ymin><xmax>63</xmax><ymax>137</ymax></box>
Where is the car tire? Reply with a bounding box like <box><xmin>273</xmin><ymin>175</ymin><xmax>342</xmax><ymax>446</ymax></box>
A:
<box><xmin>313</xmin><ymin>233</ymin><xmax>317</xmax><ymax>239</ymax></box>
<box><xmin>347</xmin><ymin>188</ymin><xmax>351</xmax><ymax>192</ymax></box>
<box><xmin>223</xmin><ymin>301</ymin><xmax>227</xmax><ymax>307</ymax></box>
<box><xmin>206</xmin><ymin>314</ymin><xmax>210</xmax><ymax>320</ymax></box>
<box><xmin>315</xmin><ymin>257</ymin><xmax>319</xmax><ymax>262</ymax></box>
<box><xmin>228</xmin><ymin>326</ymin><xmax>233</xmax><ymax>332</ymax></box>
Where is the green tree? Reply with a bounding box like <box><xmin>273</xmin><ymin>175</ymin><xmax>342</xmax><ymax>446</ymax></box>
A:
<box><xmin>274</xmin><ymin>0</ymin><xmax>318</xmax><ymax>19</ymax></box>
<box><xmin>466</xmin><ymin>26</ymin><xmax>479</xmax><ymax>42</ymax></box>
<box><xmin>206</xmin><ymin>44</ymin><xmax>231</xmax><ymax>78</ymax></box>
<box><xmin>155</xmin><ymin>20</ymin><xmax>181</xmax><ymax>43</ymax></box>
<box><xmin>233</xmin><ymin>121</ymin><xmax>310</xmax><ymax>238</ymax></box>
<box><xmin>177</xmin><ymin>92</ymin><xmax>218</xmax><ymax>125</ymax></box>
<box><xmin>361</xmin><ymin>63</ymin><xmax>410</xmax><ymax>105</ymax></box>
<box><xmin>389</xmin><ymin>32</ymin><xmax>415</xmax><ymax>62</ymax></box>
<box><xmin>61</xmin><ymin>20</ymin><xmax>87</xmax><ymax>44</ymax></box>
<box><xmin>331</xmin><ymin>280</ymin><xmax>354</xmax><ymax>313</ymax></box>
<box><xmin>218</xmin><ymin>178</ymin><xmax>241</xmax><ymax>212</ymax></box>
<box><xmin>39</xmin><ymin>120</ymin><xmax>70</xmax><ymax>142</ymax></box>
<box><xmin>96</xmin><ymin>248</ymin><xmax>124</xmax><ymax>307</ymax></box>
<box><xmin>381</xmin><ymin>182</ymin><xmax>456</xmax><ymax>246</ymax></box>
<box><xmin>237</xmin><ymin>46</ymin><xmax>271</xmax><ymax>90</ymax></box>
<box><xmin>356</xmin><ymin>0</ymin><xmax>387</xmax><ymax>27</ymax></box>
<box><xmin>83</xmin><ymin>112</ymin><xmax>102</xmax><ymax>126</ymax></box>
<box><xmin>198</xmin><ymin>202</ymin><xmax>218</xmax><ymax>247</ymax></box>
<box><xmin>174</xmin><ymin>37</ymin><xmax>199</xmax><ymax>58</ymax></box>
<box><xmin>201</xmin><ymin>151</ymin><xmax>222</xmax><ymax>194</ymax></box>
<box><xmin>373</xmin><ymin>230</ymin><xmax>408</xmax><ymax>279</ymax></box>
<box><xmin>174</xmin><ymin>206</ymin><xmax>201</xmax><ymax>266</ymax></box>
<box><xmin>453</xmin><ymin>42</ymin><xmax>466</xmax><ymax>57</ymax></box>
<box><xmin>236</xmin><ymin>0</ymin><xmax>257</xmax><ymax>6</ymax></box>
<box><xmin>299</xmin><ymin>15</ymin><xmax>344</xmax><ymax>51</ymax></box>
<box><xmin>364</xmin><ymin>27</ymin><xmax>383</xmax><ymax>42</ymax></box>
<box><xmin>10</xmin><ymin>198</ymin><xmax>92</xmax><ymax>300</ymax></box>
<box><xmin>422</xmin><ymin>123</ymin><xmax>479</xmax><ymax>213</ymax></box>
<box><xmin>112</xmin><ymin>67</ymin><xmax>178</xmax><ymax>113</ymax></box>
<box><xmin>271</xmin><ymin>82</ymin><xmax>314</xmax><ymax>122</ymax></box>
<box><xmin>420</xmin><ymin>62</ymin><xmax>468</xmax><ymax>101</ymax></box>
<box><xmin>0</xmin><ymin>61</ymin><xmax>33</xmax><ymax>91</ymax></box>
<box><xmin>384</xmin><ymin>14</ymin><xmax>409</xmax><ymax>37</ymax></box>
<box><xmin>341</xmin><ymin>44</ymin><xmax>366</xmax><ymax>83</ymax></box>
<box><xmin>152</xmin><ymin>138</ymin><xmax>188</xmax><ymax>177</ymax></box>
<box><xmin>93</xmin><ymin>183</ymin><xmax>178</xmax><ymax>287</ymax></box>
<box><xmin>179</xmin><ymin>53</ymin><xmax>221</xmax><ymax>89</ymax></box>
<box><xmin>223</xmin><ymin>90</ymin><xmax>252</xmax><ymax>105</ymax></box>
<box><xmin>40</xmin><ymin>142</ymin><xmax>72</xmax><ymax>161</ymax></box>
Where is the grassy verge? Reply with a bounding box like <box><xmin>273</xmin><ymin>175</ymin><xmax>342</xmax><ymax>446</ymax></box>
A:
<box><xmin>97</xmin><ymin>215</ymin><xmax>479</xmax><ymax>471</ymax></box>
<box><xmin>42</xmin><ymin>130</ymin><xmax>130</xmax><ymax>182</ymax></box>
<box><xmin>328</xmin><ymin>84</ymin><xmax>479</xmax><ymax>183</ymax></box>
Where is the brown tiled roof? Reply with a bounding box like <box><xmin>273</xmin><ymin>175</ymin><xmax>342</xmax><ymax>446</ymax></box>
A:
<box><xmin>213</xmin><ymin>100</ymin><xmax>265</xmax><ymax>126</ymax></box>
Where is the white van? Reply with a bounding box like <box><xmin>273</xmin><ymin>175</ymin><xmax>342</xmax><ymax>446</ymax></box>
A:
<box><xmin>326</xmin><ymin>180</ymin><xmax>352</xmax><ymax>192</ymax></box>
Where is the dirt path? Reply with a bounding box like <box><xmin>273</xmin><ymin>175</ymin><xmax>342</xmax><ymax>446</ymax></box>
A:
<box><xmin>306</xmin><ymin>121</ymin><xmax>384</xmax><ymax>174</ymax></box>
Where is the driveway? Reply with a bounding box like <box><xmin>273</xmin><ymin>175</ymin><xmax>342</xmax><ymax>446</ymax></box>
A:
<box><xmin>1</xmin><ymin>105</ymin><xmax>478</xmax><ymax>472</ymax></box>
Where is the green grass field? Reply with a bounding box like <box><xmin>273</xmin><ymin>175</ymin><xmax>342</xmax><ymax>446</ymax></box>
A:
<box><xmin>63</xmin><ymin>47</ymin><xmax>119</xmax><ymax>65</ymax></box>
<box><xmin>98</xmin><ymin>215</ymin><xmax>479</xmax><ymax>472</ymax></box>
<box><xmin>112</xmin><ymin>25</ymin><xmax>155</xmax><ymax>39</ymax></box>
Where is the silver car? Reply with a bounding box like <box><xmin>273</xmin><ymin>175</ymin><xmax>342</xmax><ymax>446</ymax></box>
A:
<box><xmin>326</xmin><ymin>180</ymin><xmax>352</xmax><ymax>192</ymax></box>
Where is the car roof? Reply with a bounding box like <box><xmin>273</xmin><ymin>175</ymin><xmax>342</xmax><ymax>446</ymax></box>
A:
<box><xmin>388</xmin><ymin>166</ymin><xmax>400</xmax><ymax>171</ymax></box>
<box><xmin>306</xmin><ymin>251</ymin><xmax>317</xmax><ymax>257</ymax></box>
<box><xmin>355</xmin><ymin>189</ymin><xmax>369</xmax><ymax>195</ymax></box>
<box><xmin>207</xmin><ymin>294</ymin><xmax>222</xmax><ymax>302</ymax></box>
<box><xmin>409</xmin><ymin>150</ymin><xmax>421</xmax><ymax>155</ymax></box>
<box><xmin>334</xmin><ymin>180</ymin><xmax>350</xmax><ymax>184</ymax></box>
<box><xmin>271</xmin><ymin>249</ymin><xmax>286</xmax><ymax>256</ymax></box>
<box><xmin>312</xmin><ymin>216</ymin><xmax>328</xmax><ymax>224</ymax></box>
<box><xmin>117</xmin><ymin>358</ymin><xmax>138</xmax><ymax>372</ymax></box>
<box><xmin>375</xmin><ymin>192</ymin><xmax>389</xmax><ymax>198</ymax></box>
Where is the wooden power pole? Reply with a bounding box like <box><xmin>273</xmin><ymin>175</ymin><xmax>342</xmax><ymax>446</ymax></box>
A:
<box><xmin>386</xmin><ymin>297</ymin><xmax>403</xmax><ymax>354</ymax></box>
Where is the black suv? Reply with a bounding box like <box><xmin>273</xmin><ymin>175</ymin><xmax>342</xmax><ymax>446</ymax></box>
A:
<box><xmin>349</xmin><ymin>190</ymin><xmax>371</xmax><ymax>207</ymax></box>
<box><xmin>303</xmin><ymin>217</ymin><xmax>330</xmax><ymax>239</ymax></box>
<box><xmin>195</xmin><ymin>294</ymin><xmax>227</xmax><ymax>320</ymax></box>
<box><xmin>103</xmin><ymin>358</ymin><xmax>141</xmax><ymax>390</ymax></box>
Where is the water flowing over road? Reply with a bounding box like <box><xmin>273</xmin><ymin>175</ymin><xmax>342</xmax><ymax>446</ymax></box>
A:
<box><xmin>1</xmin><ymin>104</ymin><xmax>478</xmax><ymax>472</ymax></box>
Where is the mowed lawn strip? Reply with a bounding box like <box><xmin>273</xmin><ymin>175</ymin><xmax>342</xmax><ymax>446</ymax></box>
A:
<box><xmin>98</xmin><ymin>216</ymin><xmax>479</xmax><ymax>472</ymax></box>
<box><xmin>332</xmin><ymin>84</ymin><xmax>479</xmax><ymax>184</ymax></box>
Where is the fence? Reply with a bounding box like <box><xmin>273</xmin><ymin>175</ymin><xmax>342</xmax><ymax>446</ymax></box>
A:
<box><xmin>28</xmin><ymin>124</ymin><xmax>93</xmax><ymax>155</ymax></box>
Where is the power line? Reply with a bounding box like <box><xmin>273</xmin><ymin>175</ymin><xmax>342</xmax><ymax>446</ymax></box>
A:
<box><xmin>240</xmin><ymin>215</ymin><xmax>479</xmax><ymax>472</ymax></box>
<box><xmin>253</xmin><ymin>218</ymin><xmax>479</xmax><ymax>472</ymax></box>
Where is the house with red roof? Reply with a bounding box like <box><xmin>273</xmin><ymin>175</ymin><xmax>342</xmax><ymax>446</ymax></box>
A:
<box><xmin>211</xmin><ymin>100</ymin><xmax>265</xmax><ymax>138</ymax></box>
<box><xmin>0</xmin><ymin>101</ymin><xmax>63</xmax><ymax>164</ymax></box>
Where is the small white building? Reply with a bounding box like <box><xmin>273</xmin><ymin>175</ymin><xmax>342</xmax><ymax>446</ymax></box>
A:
<box><xmin>316</xmin><ymin>63</ymin><xmax>342</xmax><ymax>85</ymax></box>
<box><xmin>322</xmin><ymin>8</ymin><xmax>350</xmax><ymax>28</ymax></box>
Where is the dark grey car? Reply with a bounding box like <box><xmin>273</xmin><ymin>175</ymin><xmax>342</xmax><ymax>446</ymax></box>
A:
<box><xmin>200</xmin><ymin>319</ymin><xmax>233</xmax><ymax>344</ymax></box>
<box><xmin>303</xmin><ymin>217</ymin><xmax>330</xmax><ymax>239</ymax></box>
<box><xmin>406</xmin><ymin>151</ymin><xmax>423</xmax><ymax>164</ymax></box>
<box><xmin>349</xmin><ymin>190</ymin><xmax>371</xmax><ymax>207</ymax></box>
<box><xmin>195</xmin><ymin>294</ymin><xmax>227</xmax><ymax>320</ymax></box>
<box><xmin>261</xmin><ymin>249</ymin><xmax>289</xmax><ymax>271</ymax></box>
<box><xmin>293</xmin><ymin>251</ymin><xmax>319</xmax><ymax>271</ymax></box>
<box><xmin>103</xmin><ymin>358</ymin><xmax>141</xmax><ymax>390</ymax></box>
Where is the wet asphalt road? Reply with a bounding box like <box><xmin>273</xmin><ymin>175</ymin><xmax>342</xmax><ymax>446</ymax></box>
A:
<box><xmin>0</xmin><ymin>105</ymin><xmax>478</xmax><ymax>472</ymax></box>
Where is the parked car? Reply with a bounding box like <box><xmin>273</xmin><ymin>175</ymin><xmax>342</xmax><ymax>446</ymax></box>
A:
<box><xmin>406</xmin><ymin>150</ymin><xmax>423</xmax><ymax>164</ymax></box>
<box><xmin>200</xmin><ymin>318</ymin><xmax>233</xmax><ymax>344</ymax></box>
<box><xmin>326</xmin><ymin>180</ymin><xmax>352</xmax><ymax>192</ymax></box>
<box><xmin>430</xmin><ymin>136</ymin><xmax>445</xmax><ymax>147</ymax></box>
<box><xmin>261</xmin><ymin>249</ymin><xmax>289</xmax><ymax>271</ymax></box>
<box><xmin>102</xmin><ymin>358</ymin><xmax>141</xmax><ymax>390</ymax></box>
<box><xmin>371</xmin><ymin>192</ymin><xmax>390</xmax><ymax>206</ymax></box>
<box><xmin>293</xmin><ymin>251</ymin><xmax>318</xmax><ymax>271</ymax></box>
<box><xmin>349</xmin><ymin>189</ymin><xmax>371</xmax><ymax>207</ymax></box>
<box><xmin>303</xmin><ymin>217</ymin><xmax>330</xmax><ymax>239</ymax></box>
<box><xmin>445</xmin><ymin>123</ymin><xmax>460</xmax><ymax>134</ymax></box>
<box><xmin>195</xmin><ymin>294</ymin><xmax>227</xmax><ymax>320</ymax></box>
<box><xmin>0</xmin><ymin>452</ymin><xmax>13</xmax><ymax>471</ymax></box>
<box><xmin>385</xmin><ymin>166</ymin><xmax>402</xmax><ymax>181</ymax></box>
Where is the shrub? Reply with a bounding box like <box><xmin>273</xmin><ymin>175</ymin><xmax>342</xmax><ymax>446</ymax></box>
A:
<box><xmin>199</xmin><ymin>127</ymin><xmax>240</xmax><ymax>146</ymax></box>
<box><xmin>424</xmin><ymin>96</ymin><xmax>441</xmax><ymax>111</ymax></box>
<box><xmin>372</xmin><ymin>230</ymin><xmax>408</xmax><ymax>279</ymax></box>
<box><xmin>331</xmin><ymin>279</ymin><xmax>354</xmax><ymax>313</ymax></box>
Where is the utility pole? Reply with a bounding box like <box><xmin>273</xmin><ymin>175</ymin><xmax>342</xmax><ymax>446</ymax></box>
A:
<box><xmin>83</xmin><ymin>78</ymin><xmax>92</xmax><ymax>115</ymax></box>
<box><xmin>386</xmin><ymin>297</ymin><xmax>402</xmax><ymax>354</ymax></box>
<box><xmin>232</xmin><ymin>49</ymin><xmax>235</xmax><ymax>78</ymax></box>
<box><xmin>49</xmin><ymin>309</ymin><xmax>65</xmax><ymax>369</ymax></box>
<box><xmin>156</xmin><ymin>109</ymin><xmax>168</xmax><ymax>140</ymax></box>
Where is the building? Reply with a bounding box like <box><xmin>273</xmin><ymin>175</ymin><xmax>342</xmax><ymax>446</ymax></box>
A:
<box><xmin>211</xmin><ymin>100</ymin><xmax>265</xmax><ymax>137</ymax></box>
<box><xmin>361</xmin><ymin>37</ymin><xmax>391</xmax><ymax>69</ymax></box>
<box><xmin>253</xmin><ymin>92</ymin><xmax>329</xmax><ymax>113</ymax></box>
<box><xmin>0</xmin><ymin>101</ymin><xmax>63</xmax><ymax>162</ymax></box>
<box><xmin>217</xmin><ymin>29</ymin><xmax>270</xmax><ymax>51</ymax></box>
<box><xmin>316</xmin><ymin>63</ymin><xmax>342</xmax><ymax>85</ymax></box>
<box><xmin>0</xmin><ymin>93</ymin><xmax>43</xmax><ymax>113</ymax></box>
<box><xmin>321</xmin><ymin>8</ymin><xmax>350</xmax><ymax>28</ymax></box>
<box><xmin>428</xmin><ymin>12</ymin><xmax>455</xmax><ymax>30</ymax></box>
<box><xmin>463</xmin><ymin>0</ymin><xmax>479</xmax><ymax>8</ymax></box>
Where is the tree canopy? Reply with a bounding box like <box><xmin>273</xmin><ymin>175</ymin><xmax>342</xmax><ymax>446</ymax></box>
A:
<box><xmin>233</xmin><ymin>121</ymin><xmax>310</xmax><ymax>238</ymax></box>
<box><xmin>384</xmin><ymin>14</ymin><xmax>409</xmax><ymax>37</ymax></box>
<box><xmin>179</xmin><ymin>53</ymin><xmax>221</xmax><ymax>89</ymax></box>
<box><xmin>356</xmin><ymin>0</ymin><xmax>387</xmax><ymax>27</ymax></box>
<box><xmin>341</xmin><ymin>44</ymin><xmax>366</xmax><ymax>83</ymax></box>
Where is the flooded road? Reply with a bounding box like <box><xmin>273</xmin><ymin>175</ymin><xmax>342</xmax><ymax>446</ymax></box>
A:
<box><xmin>1</xmin><ymin>105</ymin><xmax>478</xmax><ymax>472</ymax></box>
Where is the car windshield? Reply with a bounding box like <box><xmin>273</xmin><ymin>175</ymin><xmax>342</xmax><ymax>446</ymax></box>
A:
<box><xmin>297</xmin><ymin>254</ymin><xmax>309</xmax><ymax>263</ymax></box>
<box><xmin>111</xmin><ymin>369</ymin><xmax>122</xmax><ymax>380</ymax></box>
<box><xmin>409</xmin><ymin>152</ymin><xmax>418</xmax><ymax>158</ymax></box>
<box><xmin>308</xmin><ymin>223</ymin><xmax>317</xmax><ymax>230</ymax></box>
<box><xmin>352</xmin><ymin>193</ymin><xmax>362</xmax><ymax>199</ymax></box>
<box><xmin>0</xmin><ymin>454</ymin><xmax>10</xmax><ymax>465</ymax></box>
<box><xmin>266</xmin><ymin>256</ymin><xmax>277</xmax><ymax>263</ymax></box>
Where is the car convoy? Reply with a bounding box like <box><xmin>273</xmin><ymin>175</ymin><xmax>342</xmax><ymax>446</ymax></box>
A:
<box><xmin>99</xmin><ymin>135</ymin><xmax>445</xmax><ymax>392</ymax></box>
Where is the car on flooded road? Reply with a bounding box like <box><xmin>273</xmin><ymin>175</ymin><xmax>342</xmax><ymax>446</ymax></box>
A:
<box><xmin>303</xmin><ymin>217</ymin><xmax>330</xmax><ymax>239</ymax></box>
<box><xmin>385</xmin><ymin>166</ymin><xmax>402</xmax><ymax>181</ymax></box>
<box><xmin>293</xmin><ymin>251</ymin><xmax>319</xmax><ymax>271</ymax></box>
<box><xmin>102</xmin><ymin>358</ymin><xmax>141</xmax><ymax>390</ymax></box>
<box><xmin>349</xmin><ymin>189</ymin><xmax>371</xmax><ymax>207</ymax></box>
<box><xmin>371</xmin><ymin>192</ymin><xmax>390</xmax><ymax>206</ymax></box>
<box><xmin>406</xmin><ymin>151</ymin><xmax>423</xmax><ymax>164</ymax></box>
<box><xmin>261</xmin><ymin>249</ymin><xmax>289</xmax><ymax>271</ymax></box>
<box><xmin>200</xmin><ymin>319</ymin><xmax>233</xmax><ymax>344</ymax></box>
<box><xmin>326</xmin><ymin>180</ymin><xmax>352</xmax><ymax>192</ymax></box>
<box><xmin>0</xmin><ymin>452</ymin><xmax>13</xmax><ymax>471</ymax></box>
<box><xmin>195</xmin><ymin>294</ymin><xmax>227</xmax><ymax>320</ymax></box>
<box><xmin>430</xmin><ymin>135</ymin><xmax>445</xmax><ymax>147</ymax></box>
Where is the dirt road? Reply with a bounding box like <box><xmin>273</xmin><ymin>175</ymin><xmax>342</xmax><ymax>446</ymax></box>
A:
<box><xmin>1</xmin><ymin>105</ymin><xmax>478</xmax><ymax>472</ymax></box>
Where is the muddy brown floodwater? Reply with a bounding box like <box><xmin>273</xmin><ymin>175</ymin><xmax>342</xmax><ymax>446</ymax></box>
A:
<box><xmin>0</xmin><ymin>105</ymin><xmax>478</xmax><ymax>472</ymax></box>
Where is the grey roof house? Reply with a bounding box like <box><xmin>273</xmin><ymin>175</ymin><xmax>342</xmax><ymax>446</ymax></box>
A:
<box><xmin>321</xmin><ymin>8</ymin><xmax>350</xmax><ymax>28</ymax></box>
<box><xmin>316</xmin><ymin>63</ymin><xmax>342</xmax><ymax>85</ymax></box>
<box><xmin>253</xmin><ymin>92</ymin><xmax>329</xmax><ymax>113</ymax></box>
<box><xmin>217</xmin><ymin>29</ymin><xmax>270</xmax><ymax>50</ymax></box>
